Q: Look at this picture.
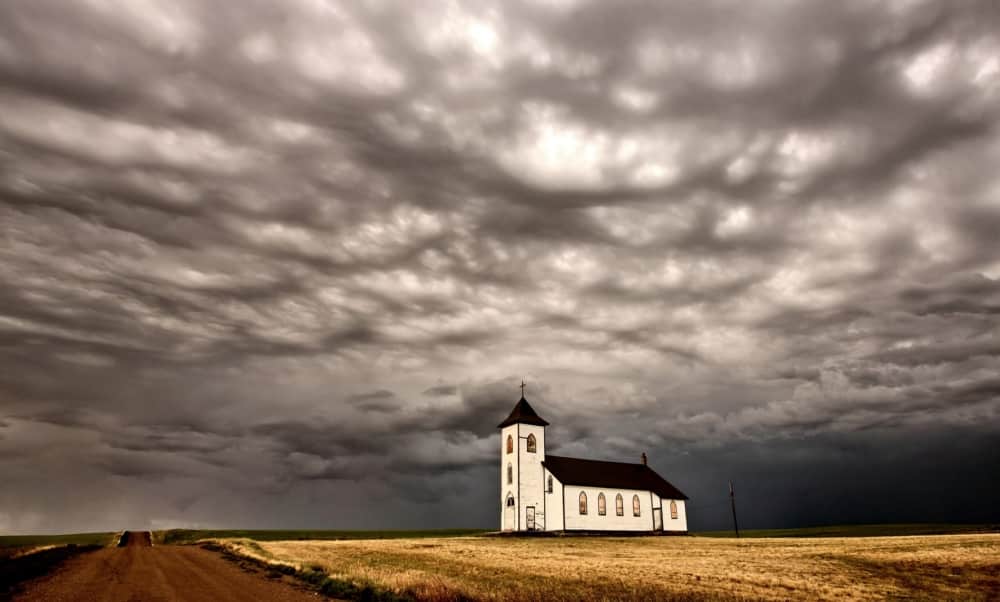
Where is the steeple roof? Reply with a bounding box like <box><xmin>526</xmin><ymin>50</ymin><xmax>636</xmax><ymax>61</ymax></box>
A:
<box><xmin>497</xmin><ymin>397</ymin><xmax>550</xmax><ymax>428</ymax></box>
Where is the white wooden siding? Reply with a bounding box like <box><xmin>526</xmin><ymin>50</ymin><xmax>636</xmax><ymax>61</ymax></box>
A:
<box><xmin>666</xmin><ymin>499</ymin><xmax>688</xmax><ymax>532</ymax></box>
<box><xmin>563</xmin><ymin>485</ymin><xmax>657</xmax><ymax>531</ymax></box>
<box><xmin>500</xmin><ymin>424</ymin><xmax>518</xmax><ymax>531</ymax></box>
<box><xmin>516</xmin><ymin>424</ymin><xmax>545</xmax><ymax>530</ymax></box>
<box><xmin>542</xmin><ymin>470</ymin><xmax>564</xmax><ymax>531</ymax></box>
<box><xmin>650</xmin><ymin>494</ymin><xmax>688</xmax><ymax>532</ymax></box>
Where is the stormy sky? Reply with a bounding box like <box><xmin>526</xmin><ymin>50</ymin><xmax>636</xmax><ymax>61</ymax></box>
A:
<box><xmin>1</xmin><ymin>0</ymin><xmax>999</xmax><ymax>534</ymax></box>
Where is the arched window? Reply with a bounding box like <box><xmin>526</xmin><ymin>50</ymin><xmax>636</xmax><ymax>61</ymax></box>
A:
<box><xmin>670</xmin><ymin>500</ymin><xmax>678</xmax><ymax>520</ymax></box>
<box><xmin>579</xmin><ymin>491</ymin><xmax>588</xmax><ymax>515</ymax></box>
<box><xmin>547</xmin><ymin>475</ymin><xmax>553</xmax><ymax>493</ymax></box>
<box><xmin>526</xmin><ymin>434</ymin><xmax>536</xmax><ymax>453</ymax></box>
<box><xmin>506</xmin><ymin>493</ymin><xmax>515</xmax><ymax>507</ymax></box>
<box><xmin>632</xmin><ymin>494</ymin><xmax>641</xmax><ymax>517</ymax></box>
<box><xmin>506</xmin><ymin>435</ymin><xmax>513</xmax><ymax>454</ymax></box>
<box><xmin>615</xmin><ymin>493</ymin><xmax>624</xmax><ymax>516</ymax></box>
<box><xmin>507</xmin><ymin>463</ymin><xmax>513</xmax><ymax>484</ymax></box>
<box><xmin>597</xmin><ymin>493</ymin><xmax>606</xmax><ymax>516</ymax></box>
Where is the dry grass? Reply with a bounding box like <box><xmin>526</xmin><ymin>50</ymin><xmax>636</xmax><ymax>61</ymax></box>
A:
<box><xmin>217</xmin><ymin>533</ymin><xmax>1000</xmax><ymax>601</ymax></box>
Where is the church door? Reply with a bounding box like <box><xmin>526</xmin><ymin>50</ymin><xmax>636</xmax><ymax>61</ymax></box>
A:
<box><xmin>526</xmin><ymin>506</ymin><xmax>535</xmax><ymax>531</ymax></box>
<box><xmin>653</xmin><ymin>507</ymin><xmax>663</xmax><ymax>531</ymax></box>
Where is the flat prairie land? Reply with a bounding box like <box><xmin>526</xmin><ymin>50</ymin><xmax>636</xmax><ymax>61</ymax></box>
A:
<box><xmin>156</xmin><ymin>528</ymin><xmax>488</xmax><ymax>545</ymax></box>
<box><xmin>0</xmin><ymin>532</ymin><xmax>115</xmax><ymax>558</ymax></box>
<box><xmin>696</xmin><ymin>523</ymin><xmax>999</xmax><ymax>538</ymax></box>
<box><xmin>218</xmin><ymin>533</ymin><xmax>1000</xmax><ymax>601</ymax></box>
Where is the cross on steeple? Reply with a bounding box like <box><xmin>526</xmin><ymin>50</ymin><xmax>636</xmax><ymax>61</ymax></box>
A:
<box><xmin>520</xmin><ymin>379</ymin><xmax>526</xmax><ymax>399</ymax></box>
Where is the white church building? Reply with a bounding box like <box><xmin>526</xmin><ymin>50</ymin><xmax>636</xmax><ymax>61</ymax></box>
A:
<box><xmin>500</xmin><ymin>394</ymin><xmax>689</xmax><ymax>533</ymax></box>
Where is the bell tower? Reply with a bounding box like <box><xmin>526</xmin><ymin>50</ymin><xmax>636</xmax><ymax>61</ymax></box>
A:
<box><xmin>498</xmin><ymin>382</ymin><xmax>548</xmax><ymax>531</ymax></box>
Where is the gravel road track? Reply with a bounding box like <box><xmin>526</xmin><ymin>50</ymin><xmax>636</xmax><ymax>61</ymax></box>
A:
<box><xmin>11</xmin><ymin>531</ymin><xmax>321</xmax><ymax>601</ymax></box>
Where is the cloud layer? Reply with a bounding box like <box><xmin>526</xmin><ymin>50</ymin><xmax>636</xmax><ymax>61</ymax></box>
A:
<box><xmin>1</xmin><ymin>0</ymin><xmax>999</xmax><ymax>533</ymax></box>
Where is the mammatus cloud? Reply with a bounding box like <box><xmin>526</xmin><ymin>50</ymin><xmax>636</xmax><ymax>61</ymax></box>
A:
<box><xmin>1</xmin><ymin>0</ymin><xmax>998</xmax><ymax>532</ymax></box>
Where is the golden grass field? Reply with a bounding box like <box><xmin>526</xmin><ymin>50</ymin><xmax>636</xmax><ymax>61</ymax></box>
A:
<box><xmin>218</xmin><ymin>533</ymin><xmax>1000</xmax><ymax>601</ymax></box>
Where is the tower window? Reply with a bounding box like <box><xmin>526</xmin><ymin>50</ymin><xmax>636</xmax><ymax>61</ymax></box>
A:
<box><xmin>615</xmin><ymin>493</ymin><xmax>624</xmax><ymax>516</ymax></box>
<box><xmin>506</xmin><ymin>493</ymin><xmax>515</xmax><ymax>507</ymax></box>
<box><xmin>547</xmin><ymin>475</ymin><xmax>553</xmax><ymax>493</ymax></box>
<box><xmin>670</xmin><ymin>500</ymin><xmax>678</xmax><ymax>520</ymax></box>
<box><xmin>597</xmin><ymin>493</ymin><xmax>606</xmax><ymax>516</ymax></box>
<box><xmin>632</xmin><ymin>494</ymin><xmax>641</xmax><ymax>517</ymax></box>
<box><xmin>526</xmin><ymin>434</ymin><xmax>536</xmax><ymax>453</ymax></box>
<box><xmin>507</xmin><ymin>463</ymin><xmax>513</xmax><ymax>484</ymax></box>
<box><xmin>579</xmin><ymin>491</ymin><xmax>588</xmax><ymax>515</ymax></box>
<box><xmin>506</xmin><ymin>435</ymin><xmax>513</xmax><ymax>454</ymax></box>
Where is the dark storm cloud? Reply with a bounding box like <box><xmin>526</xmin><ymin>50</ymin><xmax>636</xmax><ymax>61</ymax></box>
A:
<box><xmin>347</xmin><ymin>389</ymin><xmax>401</xmax><ymax>412</ymax></box>
<box><xmin>869</xmin><ymin>339</ymin><xmax>1000</xmax><ymax>366</ymax></box>
<box><xmin>1</xmin><ymin>0</ymin><xmax>999</xmax><ymax>533</ymax></box>
<box><xmin>422</xmin><ymin>384</ymin><xmax>458</xmax><ymax>397</ymax></box>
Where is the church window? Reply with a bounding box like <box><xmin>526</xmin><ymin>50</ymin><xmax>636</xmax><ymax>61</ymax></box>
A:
<box><xmin>547</xmin><ymin>475</ymin><xmax>553</xmax><ymax>493</ymax></box>
<box><xmin>526</xmin><ymin>434</ymin><xmax>536</xmax><ymax>453</ymax></box>
<box><xmin>670</xmin><ymin>500</ymin><xmax>678</xmax><ymax>520</ymax></box>
<box><xmin>632</xmin><ymin>494</ymin><xmax>641</xmax><ymax>517</ymax></box>
<box><xmin>597</xmin><ymin>493</ymin><xmax>606</xmax><ymax>516</ymax></box>
<box><xmin>506</xmin><ymin>493</ymin><xmax>515</xmax><ymax>507</ymax></box>
<box><xmin>507</xmin><ymin>463</ymin><xmax>513</xmax><ymax>484</ymax></box>
<box><xmin>615</xmin><ymin>494</ymin><xmax>624</xmax><ymax>516</ymax></box>
<box><xmin>506</xmin><ymin>435</ymin><xmax>513</xmax><ymax>454</ymax></box>
<box><xmin>579</xmin><ymin>492</ymin><xmax>588</xmax><ymax>515</ymax></box>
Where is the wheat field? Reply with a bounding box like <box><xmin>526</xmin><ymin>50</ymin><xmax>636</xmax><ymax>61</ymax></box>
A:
<box><xmin>219</xmin><ymin>532</ymin><xmax>1000</xmax><ymax>601</ymax></box>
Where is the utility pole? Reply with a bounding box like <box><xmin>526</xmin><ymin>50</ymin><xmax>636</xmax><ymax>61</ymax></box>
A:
<box><xmin>729</xmin><ymin>481</ymin><xmax>740</xmax><ymax>538</ymax></box>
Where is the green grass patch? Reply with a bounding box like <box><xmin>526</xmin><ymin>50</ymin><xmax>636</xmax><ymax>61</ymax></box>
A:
<box><xmin>158</xmin><ymin>529</ymin><xmax>490</xmax><ymax>545</ymax></box>
<box><xmin>694</xmin><ymin>523</ymin><xmax>1000</xmax><ymax>538</ymax></box>
<box><xmin>0</xmin><ymin>532</ymin><xmax>116</xmax><ymax>553</ymax></box>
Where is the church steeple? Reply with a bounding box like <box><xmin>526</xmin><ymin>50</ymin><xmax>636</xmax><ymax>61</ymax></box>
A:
<box><xmin>499</xmin><ymin>383</ymin><xmax>547</xmax><ymax>532</ymax></box>
<box><xmin>497</xmin><ymin>388</ymin><xmax>550</xmax><ymax>428</ymax></box>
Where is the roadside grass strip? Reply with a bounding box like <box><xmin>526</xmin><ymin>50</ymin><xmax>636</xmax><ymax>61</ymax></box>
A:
<box><xmin>199</xmin><ymin>542</ymin><xmax>454</xmax><ymax>602</ymax></box>
<box><xmin>0</xmin><ymin>544</ymin><xmax>102</xmax><ymax>600</ymax></box>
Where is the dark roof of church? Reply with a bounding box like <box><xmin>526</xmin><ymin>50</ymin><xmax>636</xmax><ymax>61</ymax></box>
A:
<box><xmin>497</xmin><ymin>397</ymin><xmax>550</xmax><ymax>428</ymax></box>
<box><xmin>543</xmin><ymin>455</ymin><xmax>689</xmax><ymax>500</ymax></box>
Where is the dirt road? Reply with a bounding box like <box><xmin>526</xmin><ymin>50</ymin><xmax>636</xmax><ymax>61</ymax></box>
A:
<box><xmin>12</xmin><ymin>532</ymin><xmax>321</xmax><ymax>601</ymax></box>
